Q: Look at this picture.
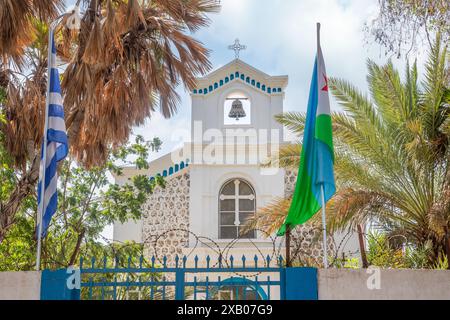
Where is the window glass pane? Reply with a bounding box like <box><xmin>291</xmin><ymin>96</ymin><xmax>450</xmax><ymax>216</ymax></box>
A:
<box><xmin>239</xmin><ymin>227</ymin><xmax>255</xmax><ymax>239</ymax></box>
<box><xmin>220</xmin><ymin>212</ymin><xmax>235</xmax><ymax>225</ymax></box>
<box><xmin>239</xmin><ymin>213</ymin><xmax>254</xmax><ymax>224</ymax></box>
<box><xmin>239</xmin><ymin>199</ymin><xmax>255</xmax><ymax>211</ymax></box>
<box><xmin>239</xmin><ymin>182</ymin><xmax>253</xmax><ymax>195</ymax></box>
<box><xmin>220</xmin><ymin>199</ymin><xmax>235</xmax><ymax>211</ymax></box>
<box><xmin>220</xmin><ymin>226</ymin><xmax>237</xmax><ymax>239</ymax></box>
<box><xmin>221</xmin><ymin>182</ymin><xmax>235</xmax><ymax>195</ymax></box>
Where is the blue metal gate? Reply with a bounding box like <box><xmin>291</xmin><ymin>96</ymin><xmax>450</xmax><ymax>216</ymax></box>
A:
<box><xmin>79</xmin><ymin>254</ymin><xmax>284</xmax><ymax>300</ymax></box>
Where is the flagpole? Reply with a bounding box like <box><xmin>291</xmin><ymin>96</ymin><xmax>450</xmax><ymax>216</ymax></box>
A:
<box><xmin>317</xmin><ymin>22</ymin><xmax>321</xmax><ymax>53</ymax></box>
<box><xmin>35</xmin><ymin>11</ymin><xmax>74</xmax><ymax>270</ymax></box>
<box><xmin>317</xmin><ymin>22</ymin><xmax>329</xmax><ymax>269</ymax></box>
<box><xmin>35</xmin><ymin>24</ymin><xmax>54</xmax><ymax>271</ymax></box>
<box><xmin>320</xmin><ymin>184</ymin><xmax>328</xmax><ymax>268</ymax></box>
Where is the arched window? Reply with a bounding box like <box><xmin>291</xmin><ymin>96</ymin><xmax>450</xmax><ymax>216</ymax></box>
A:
<box><xmin>219</xmin><ymin>179</ymin><xmax>256</xmax><ymax>239</ymax></box>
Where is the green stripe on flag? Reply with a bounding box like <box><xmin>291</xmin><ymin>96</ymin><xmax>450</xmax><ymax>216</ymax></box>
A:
<box><xmin>278</xmin><ymin>166</ymin><xmax>321</xmax><ymax>235</ymax></box>
<box><xmin>315</xmin><ymin>114</ymin><xmax>334</xmax><ymax>161</ymax></box>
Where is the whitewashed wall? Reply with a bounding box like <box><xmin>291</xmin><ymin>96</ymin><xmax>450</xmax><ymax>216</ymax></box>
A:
<box><xmin>0</xmin><ymin>271</ymin><xmax>41</xmax><ymax>300</ymax></box>
<box><xmin>318</xmin><ymin>269</ymin><xmax>450</xmax><ymax>300</ymax></box>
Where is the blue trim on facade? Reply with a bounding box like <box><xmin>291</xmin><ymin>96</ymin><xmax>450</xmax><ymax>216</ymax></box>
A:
<box><xmin>149</xmin><ymin>159</ymin><xmax>190</xmax><ymax>182</ymax></box>
<box><xmin>192</xmin><ymin>71</ymin><xmax>284</xmax><ymax>95</ymax></box>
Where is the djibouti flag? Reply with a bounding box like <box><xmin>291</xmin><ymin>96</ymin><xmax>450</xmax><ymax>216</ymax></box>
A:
<box><xmin>278</xmin><ymin>36</ymin><xmax>335</xmax><ymax>236</ymax></box>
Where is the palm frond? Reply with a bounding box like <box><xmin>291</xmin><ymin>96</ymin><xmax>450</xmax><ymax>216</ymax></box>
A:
<box><xmin>274</xmin><ymin>112</ymin><xmax>306</xmax><ymax>137</ymax></box>
<box><xmin>255</xmin><ymin>35</ymin><xmax>450</xmax><ymax>262</ymax></box>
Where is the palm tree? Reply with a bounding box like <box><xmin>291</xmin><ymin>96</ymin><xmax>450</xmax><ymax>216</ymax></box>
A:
<box><xmin>0</xmin><ymin>0</ymin><xmax>220</xmax><ymax>242</ymax></box>
<box><xmin>0</xmin><ymin>0</ymin><xmax>64</xmax><ymax>65</ymax></box>
<box><xmin>250</xmin><ymin>35</ymin><xmax>449</xmax><ymax>265</ymax></box>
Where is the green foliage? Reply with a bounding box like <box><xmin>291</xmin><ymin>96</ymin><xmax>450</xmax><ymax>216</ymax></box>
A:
<box><xmin>0</xmin><ymin>87</ymin><xmax>6</xmax><ymax>102</ymax></box>
<box><xmin>366</xmin><ymin>232</ymin><xmax>406</xmax><ymax>268</ymax></box>
<box><xmin>332</xmin><ymin>257</ymin><xmax>360</xmax><ymax>269</ymax></box>
<box><xmin>0</xmin><ymin>107</ymin><xmax>16</xmax><ymax>204</ymax></box>
<box><xmin>0</xmin><ymin>136</ymin><xmax>164</xmax><ymax>271</ymax></box>
<box><xmin>433</xmin><ymin>252</ymin><xmax>449</xmax><ymax>270</ymax></box>
<box><xmin>365</xmin><ymin>231</ymin><xmax>448</xmax><ymax>269</ymax></box>
<box><xmin>268</xmin><ymin>35</ymin><xmax>449</xmax><ymax>267</ymax></box>
<box><xmin>404</xmin><ymin>241</ymin><xmax>433</xmax><ymax>269</ymax></box>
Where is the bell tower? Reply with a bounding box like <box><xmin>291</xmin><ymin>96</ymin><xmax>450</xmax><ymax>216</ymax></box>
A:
<box><xmin>186</xmin><ymin>42</ymin><xmax>289</xmax><ymax>244</ymax></box>
<box><xmin>190</xmin><ymin>42</ymin><xmax>288</xmax><ymax>148</ymax></box>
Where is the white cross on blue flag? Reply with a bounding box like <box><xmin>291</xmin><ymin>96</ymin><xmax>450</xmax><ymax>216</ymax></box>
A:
<box><xmin>36</xmin><ymin>34</ymin><xmax>69</xmax><ymax>238</ymax></box>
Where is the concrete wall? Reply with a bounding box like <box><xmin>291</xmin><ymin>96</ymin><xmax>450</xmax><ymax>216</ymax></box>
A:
<box><xmin>318</xmin><ymin>268</ymin><xmax>450</xmax><ymax>300</ymax></box>
<box><xmin>1</xmin><ymin>268</ymin><xmax>448</xmax><ymax>300</ymax></box>
<box><xmin>0</xmin><ymin>271</ymin><xmax>41</xmax><ymax>300</ymax></box>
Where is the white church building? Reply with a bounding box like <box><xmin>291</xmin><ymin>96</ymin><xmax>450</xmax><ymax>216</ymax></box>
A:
<box><xmin>113</xmin><ymin>42</ymin><xmax>358</xmax><ymax>268</ymax></box>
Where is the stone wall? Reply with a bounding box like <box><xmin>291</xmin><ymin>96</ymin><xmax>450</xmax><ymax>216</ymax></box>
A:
<box><xmin>142</xmin><ymin>172</ymin><xmax>190</xmax><ymax>266</ymax></box>
<box><xmin>140</xmin><ymin>168</ymin><xmax>336</xmax><ymax>267</ymax></box>
<box><xmin>284</xmin><ymin>169</ymin><xmax>335</xmax><ymax>266</ymax></box>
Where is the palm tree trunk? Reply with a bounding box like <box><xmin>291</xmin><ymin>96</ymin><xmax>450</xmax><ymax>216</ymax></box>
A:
<box><xmin>357</xmin><ymin>224</ymin><xmax>369</xmax><ymax>268</ymax></box>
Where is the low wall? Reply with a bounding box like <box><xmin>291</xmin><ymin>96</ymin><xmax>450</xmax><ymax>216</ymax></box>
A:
<box><xmin>318</xmin><ymin>268</ymin><xmax>450</xmax><ymax>300</ymax></box>
<box><xmin>0</xmin><ymin>271</ymin><xmax>41</xmax><ymax>300</ymax></box>
<box><xmin>0</xmin><ymin>268</ymin><xmax>449</xmax><ymax>300</ymax></box>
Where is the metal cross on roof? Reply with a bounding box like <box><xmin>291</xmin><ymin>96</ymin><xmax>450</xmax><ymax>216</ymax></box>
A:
<box><xmin>228</xmin><ymin>39</ymin><xmax>246</xmax><ymax>59</ymax></box>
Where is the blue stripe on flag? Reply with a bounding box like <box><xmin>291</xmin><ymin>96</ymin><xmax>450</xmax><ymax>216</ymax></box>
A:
<box><xmin>44</xmin><ymin>158</ymin><xmax>57</xmax><ymax>190</ymax></box>
<box><xmin>41</xmin><ymin>192</ymin><xmax>58</xmax><ymax>238</ymax></box>
<box><xmin>47</xmin><ymin>129</ymin><xmax>68</xmax><ymax>146</ymax></box>
<box><xmin>51</xmin><ymin>37</ymin><xmax>57</xmax><ymax>54</ymax></box>
<box><xmin>48</xmin><ymin>104</ymin><xmax>64</xmax><ymax>117</ymax></box>
<box><xmin>49</xmin><ymin>69</ymin><xmax>61</xmax><ymax>93</ymax></box>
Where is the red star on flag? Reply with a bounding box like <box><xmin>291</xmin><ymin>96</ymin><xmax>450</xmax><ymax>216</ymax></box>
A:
<box><xmin>321</xmin><ymin>74</ymin><xmax>328</xmax><ymax>92</ymax></box>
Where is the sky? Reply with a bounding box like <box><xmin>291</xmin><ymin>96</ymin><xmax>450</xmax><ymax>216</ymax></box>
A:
<box><xmin>126</xmin><ymin>0</ymin><xmax>428</xmax><ymax>158</ymax></box>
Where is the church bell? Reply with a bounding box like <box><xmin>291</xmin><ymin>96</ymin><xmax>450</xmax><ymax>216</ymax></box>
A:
<box><xmin>228</xmin><ymin>99</ymin><xmax>246</xmax><ymax>120</ymax></box>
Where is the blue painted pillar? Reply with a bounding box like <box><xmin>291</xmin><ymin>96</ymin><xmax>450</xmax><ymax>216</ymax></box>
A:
<box><xmin>41</xmin><ymin>269</ymin><xmax>81</xmax><ymax>300</ymax></box>
<box><xmin>283</xmin><ymin>267</ymin><xmax>318</xmax><ymax>300</ymax></box>
<box><xmin>175</xmin><ymin>270</ymin><xmax>185</xmax><ymax>300</ymax></box>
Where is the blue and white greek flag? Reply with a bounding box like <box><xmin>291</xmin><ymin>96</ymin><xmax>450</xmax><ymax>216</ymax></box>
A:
<box><xmin>37</xmin><ymin>34</ymin><xmax>68</xmax><ymax>238</ymax></box>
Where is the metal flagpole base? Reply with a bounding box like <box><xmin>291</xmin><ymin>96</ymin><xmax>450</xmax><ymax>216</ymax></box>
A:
<box><xmin>321</xmin><ymin>184</ymin><xmax>328</xmax><ymax>268</ymax></box>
